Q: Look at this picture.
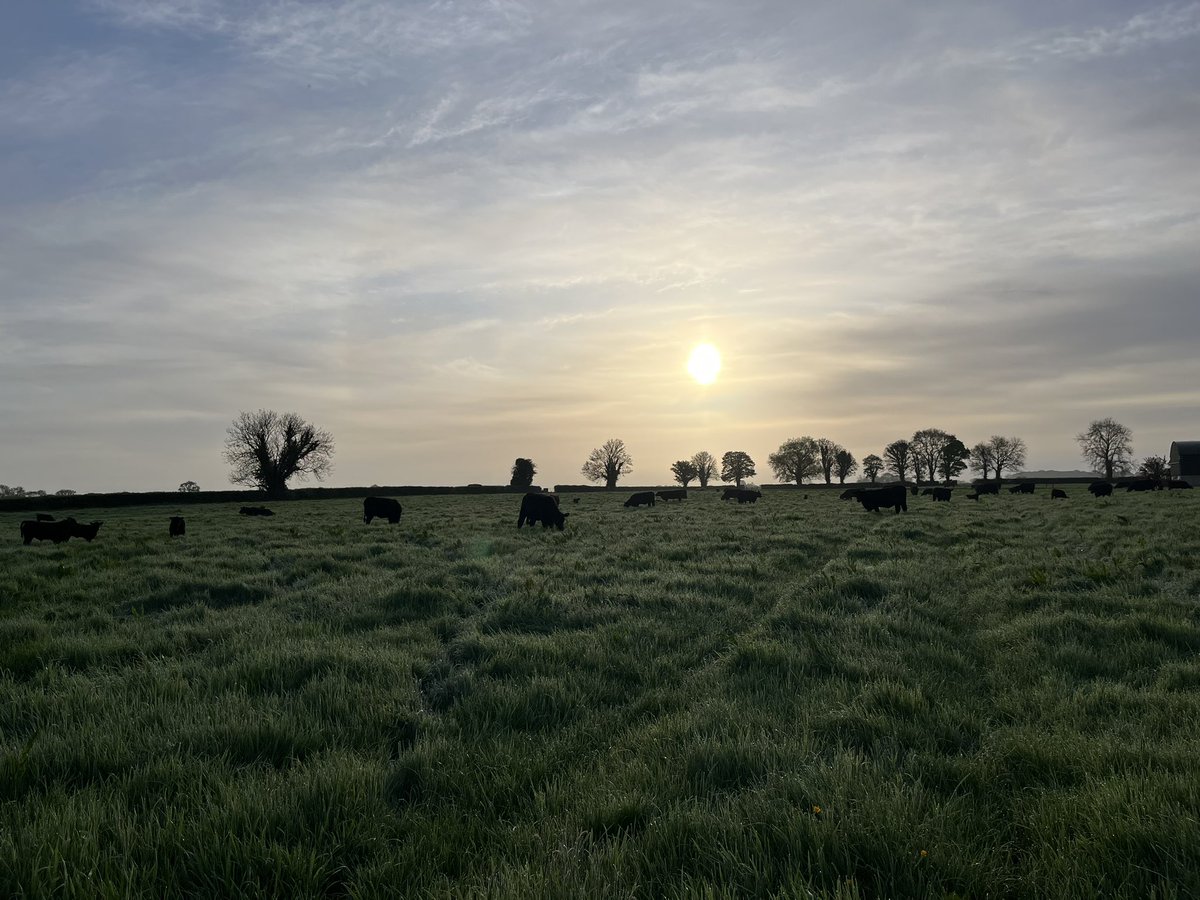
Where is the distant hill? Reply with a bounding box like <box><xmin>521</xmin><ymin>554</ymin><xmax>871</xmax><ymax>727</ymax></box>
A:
<box><xmin>1013</xmin><ymin>470</ymin><xmax>1097</xmax><ymax>479</ymax></box>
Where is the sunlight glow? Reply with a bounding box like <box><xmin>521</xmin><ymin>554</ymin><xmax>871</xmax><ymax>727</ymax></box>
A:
<box><xmin>687</xmin><ymin>343</ymin><xmax>721</xmax><ymax>385</ymax></box>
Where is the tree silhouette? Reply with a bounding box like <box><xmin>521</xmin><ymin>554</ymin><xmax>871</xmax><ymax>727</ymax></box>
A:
<box><xmin>816</xmin><ymin>438</ymin><xmax>843</xmax><ymax>484</ymax></box>
<box><xmin>178</xmin><ymin>481</ymin><xmax>200</xmax><ymax>493</ymax></box>
<box><xmin>862</xmin><ymin>454</ymin><xmax>883</xmax><ymax>483</ymax></box>
<box><xmin>720</xmin><ymin>451</ymin><xmax>756</xmax><ymax>487</ymax></box>
<box><xmin>1137</xmin><ymin>454</ymin><xmax>1169</xmax><ymax>484</ymax></box>
<box><xmin>910</xmin><ymin>428</ymin><xmax>950</xmax><ymax>484</ymax></box>
<box><xmin>883</xmin><ymin>440</ymin><xmax>912</xmax><ymax>483</ymax></box>
<box><xmin>223</xmin><ymin>410</ymin><xmax>334</xmax><ymax>499</ymax></box>
<box><xmin>0</xmin><ymin>485</ymin><xmax>25</xmax><ymax>498</ymax></box>
<box><xmin>988</xmin><ymin>435</ymin><xmax>1027</xmax><ymax>481</ymax></box>
<box><xmin>834</xmin><ymin>449</ymin><xmax>857</xmax><ymax>484</ymax></box>
<box><xmin>670</xmin><ymin>460</ymin><xmax>698</xmax><ymax>487</ymax></box>
<box><xmin>581</xmin><ymin>439</ymin><xmax>632</xmax><ymax>488</ymax></box>
<box><xmin>510</xmin><ymin>458</ymin><xmax>536</xmax><ymax>488</ymax></box>
<box><xmin>55</xmin><ymin>489</ymin><xmax>76</xmax><ymax>496</ymax></box>
<box><xmin>691</xmin><ymin>451</ymin><xmax>717</xmax><ymax>488</ymax></box>
<box><xmin>1077</xmin><ymin>418</ymin><xmax>1133</xmax><ymax>480</ymax></box>
<box><xmin>768</xmin><ymin>438</ymin><xmax>819</xmax><ymax>485</ymax></box>
<box><xmin>969</xmin><ymin>442</ymin><xmax>994</xmax><ymax>481</ymax></box>
<box><xmin>936</xmin><ymin>437</ymin><xmax>970</xmax><ymax>482</ymax></box>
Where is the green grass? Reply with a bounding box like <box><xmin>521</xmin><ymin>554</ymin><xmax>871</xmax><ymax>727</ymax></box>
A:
<box><xmin>2</xmin><ymin>489</ymin><xmax>1199</xmax><ymax>898</ymax></box>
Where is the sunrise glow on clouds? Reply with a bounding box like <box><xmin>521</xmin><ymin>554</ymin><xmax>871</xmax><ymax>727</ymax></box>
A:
<box><xmin>1</xmin><ymin>1</ymin><xmax>1198</xmax><ymax>490</ymax></box>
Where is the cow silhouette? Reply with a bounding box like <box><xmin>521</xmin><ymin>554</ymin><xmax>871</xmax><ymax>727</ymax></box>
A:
<box><xmin>363</xmin><ymin>496</ymin><xmax>402</xmax><ymax>524</ymax></box>
<box><xmin>169</xmin><ymin>517</ymin><xmax>186</xmax><ymax>537</ymax></box>
<box><xmin>518</xmin><ymin>492</ymin><xmax>567</xmax><ymax>530</ymax></box>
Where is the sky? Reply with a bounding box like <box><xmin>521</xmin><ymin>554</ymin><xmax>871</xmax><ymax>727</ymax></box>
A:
<box><xmin>2</xmin><ymin>0</ymin><xmax>1198</xmax><ymax>492</ymax></box>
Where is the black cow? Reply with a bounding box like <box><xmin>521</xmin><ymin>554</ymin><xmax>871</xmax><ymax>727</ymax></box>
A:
<box><xmin>624</xmin><ymin>492</ymin><xmax>656</xmax><ymax>508</ymax></box>
<box><xmin>20</xmin><ymin>518</ymin><xmax>76</xmax><ymax>545</ymax></box>
<box><xmin>363</xmin><ymin>496</ymin><xmax>402</xmax><ymax>524</ymax></box>
<box><xmin>910</xmin><ymin>484</ymin><xmax>919</xmax><ymax>496</ymax></box>
<box><xmin>972</xmin><ymin>482</ymin><xmax>1000</xmax><ymax>496</ymax></box>
<box><xmin>839</xmin><ymin>489</ymin><xmax>860</xmax><ymax>500</ymax></box>
<box><xmin>35</xmin><ymin>513</ymin><xmax>55</xmax><ymax>522</ymax></box>
<box><xmin>169</xmin><ymin>516</ymin><xmax>186</xmax><ymax>537</ymax></box>
<box><xmin>722</xmin><ymin>488</ymin><xmax>761</xmax><ymax>503</ymax></box>
<box><xmin>1125</xmin><ymin>479</ymin><xmax>1159</xmax><ymax>492</ymax></box>
<box><xmin>931</xmin><ymin>487</ymin><xmax>952</xmax><ymax>502</ymax></box>
<box><xmin>656</xmin><ymin>489</ymin><xmax>687</xmax><ymax>502</ymax></box>
<box><xmin>1009</xmin><ymin>483</ymin><xmax>1035</xmax><ymax>494</ymax></box>
<box><xmin>239</xmin><ymin>506</ymin><xmax>275</xmax><ymax>516</ymax></box>
<box><xmin>69</xmin><ymin>520</ymin><xmax>103</xmax><ymax>541</ymax></box>
<box><xmin>1088</xmin><ymin>482</ymin><xmax>1114</xmax><ymax>497</ymax></box>
<box><xmin>853</xmin><ymin>484</ymin><xmax>907</xmax><ymax>513</ymax></box>
<box><xmin>517</xmin><ymin>491</ymin><xmax>568</xmax><ymax>530</ymax></box>
<box><xmin>1051</xmin><ymin>489</ymin><xmax>1068</xmax><ymax>500</ymax></box>
<box><xmin>1167</xmin><ymin>480</ymin><xmax>1193</xmax><ymax>490</ymax></box>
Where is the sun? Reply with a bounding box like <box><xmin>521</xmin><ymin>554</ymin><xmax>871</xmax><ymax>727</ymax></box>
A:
<box><xmin>687</xmin><ymin>343</ymin><xmax>721</xmax><ymax>385</ymax></box>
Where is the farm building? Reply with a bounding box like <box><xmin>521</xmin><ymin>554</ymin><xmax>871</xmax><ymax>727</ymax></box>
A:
<box><xmin>1170</xmin><ymin>441</ymin><xmax>1200</xmax><ymax>486</ymax></box>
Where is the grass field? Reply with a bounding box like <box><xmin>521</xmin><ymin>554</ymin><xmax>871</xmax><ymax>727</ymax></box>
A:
<box><xmin>2</xmin><ymin>488</ymin><xmax>1199</xmax><ymax>898</ymax></box>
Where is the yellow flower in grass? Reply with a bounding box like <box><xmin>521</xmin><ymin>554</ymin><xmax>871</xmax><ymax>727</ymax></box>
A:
<box><xmin>811</xmin><ymin>805</ymin><xmax>822</xmax><ymax>815</ymax></box>
<box><xmin>919</xmin><ymin>849</ymin><xmax>928</xmax><ymax>858</ymax></box>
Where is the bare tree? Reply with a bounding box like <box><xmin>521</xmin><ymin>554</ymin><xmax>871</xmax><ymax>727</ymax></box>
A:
<box><xmin>815</xmin><ymin>438</ymin><xmax>843</xmax><ymax>484</ymax></box>
<box><xmin>989</xmin><ymin>435</ymin><xmax>1028</xmax><ymax>481</ymax></box>
<box><xmin>223</xmin><ymin>409</ymin><xmax>335</xmax><ymax>498</ymax></box>
<box><xmin>969</xmin><ymin>442</ymin><xmax>994</xmax><ymax>481</ymax></box>
<box><xmin>581</xmin><ymin>439</ymin><xmax>633</xmax><ymax>488</ymax></box>
<box><xmin>862</xmin><ymin>454</ymin><xmax>883</xmax><ymax>483</ymax></box>
<box><xmin>55</xmin><ymin>489</ymin><xmax>76</xmax><ymax>497</ymax></box>
<box><xmin>910</xmin><ymin>428</ymin><xmax>950</xmax><ymax>484</ymax></box>
<box><xmin>1077</xmin><ymin>418</ymin><xmax>1133</xmax><ymax>481</ymax></box>
<box><xmin>1138</xmin><ymin>455</ymin><xmax>1170</xmax><ymax>484</ymax></box>
<box><xmin>834</xmin><ymin>449</ymin><xmax>857</xmax><ymax>484</ymax></box>
<box><xmin>691</xmin><ymin>451</ymin><xmax>717</xmax><ymax>488</ymax></box>
<box><xmin>937</xmin><ymin>437</ymin><xmax>971</xmax><ymax>483</ymax></box>
<box><xmin>178</xmin><ymin>481</ymin><xmax>201</xmax><ymax>493</ymax></box>
<box><xmin>670</xmin><ymin>460</ymin><xmax>698</xmax><ymax>487</ymax></box>
<box><xmin>720</xmin><ymin>451</ymin><xmax>756</xmax><ymax>487</ymax></box>
<box><xmin>883</xmin><ymin>440</ymin><xmax>912</xmax><ymax>483</ymax></box>
<box><xmin>510</xmin><ymin>458</ymin><xmax>536</xmax><ymax>488</ymax></box>
<box><xmin>0</xmin><ymin>485</ymin><xmax>26</xmax><ymax>498</ymax></box>
<box><xmin>768</xmin><ymin>437</ymin><xmax>819</xmax><ymax>485</ymax></box>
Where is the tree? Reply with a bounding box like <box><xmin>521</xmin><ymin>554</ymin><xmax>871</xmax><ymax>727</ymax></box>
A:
<box><xmin>670</xmin><ymin>460</ymin><xmax>698</xmax><ymax>487</ymax></box>
<box><xmin>883</xmin><ymin>440</ymin><xmax>912</xmax><ymax>483</ymax></box>
<box><xmin>509</xmin><ymin>458</ymin><xmax>536</xmax><ymax>488</ymax></box>
<box><xmin>911</xmin><ymin>428</ymin><xmax>950</xmax><ymax>484</ymax></box>
<box><xmin>768</xmin><ymin>438</ymin><xmax>819</xmax><ymax>485</ymax></box>
<box><xmin>720</xmin><ymin>451</ymin><xmax>756</xmax><ymax>487</ymax></box>
<box><xmin>1138</xmin><ymin>455</ymin><xmax>1170</xmax><ymax>484</ymax></box>
<box><xmin>815</xmin><ymin>438</ymin><xmax>843</xmax><ymax>485</ymax></box>
<box><xmin>55</xmin><ymin>489</ymin><xmax>76</xmax><ymax>496</ymax></box>
<box><xmin>581</xmin><ymin>439</ymin><xmax>632</xmax><ymax>488</ymax></box>
<box><xmin>988</xmin><ymin>435</ymin><xmax>1027</xmax><ymax>481</ymax></box>
<box><xmin>691</xmin><ymin>451</ymin><xmax>717</xmax><ymax>488</ymax></box>
<box><xmin>862</xmin><ymin>454</ymin><xmax>883</xmax><ymax>483</ymax></box>
<box><xmin>178</xmin><ymin>481</ymin><xmax>201</xmax><ymax>493</ymax></box>
<box><xmin>936</xmin><ymin>437</ymin><xmax>971</xmax><ymax>483</ymax></box>
<box><xmin>0</xmin><ymin>485</ymin><xmax>25</xmax><ymax>498</ymax></box>
<box><xmin>969</xmin><ymin>442</ymin><xmax>994</xmax><ymax>481</ymax></box>
<box><xmin>1077</xmin><ymin>418</ymin><xmax>1133</xmax><ymax>481</ymax></box>
<box><xmin>834</xmin><ymin>449</ymin><xmax>857</xmax><ymax>484</ymax></box>
<box><xmin>223</xmin><ymin>409</ymin><xmax>335</xmax><ymax>499</ymax></box>
<box><xmin>25</xmin><ymin>490</ymin><xmax>46</xmax><ymax>498</ymax></box>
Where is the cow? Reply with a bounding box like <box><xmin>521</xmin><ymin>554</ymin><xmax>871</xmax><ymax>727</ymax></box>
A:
<box><xmin>1051</xmin><ymin>489</ymin><xmax>1068</xmax><ymax>500</ymax></box>
<box><xmin>517</xmin><ymin>491</ymin><xmax>568</xmax><ymax>530</ymax></box>
<box><xmin>169</xmin><ymin>517</ymin><xmax>186</xmax><ymax>537</ymax></box>
<box><xmin>624</xmin><ymin>491</ymin><xmax>656</xmax><ymax>508</ymax></box>
<box><xmin>20</xmin><ymin>517</ymin><xmax>76</xmax><ymax>545</ymax></box>
<box><xmin>839</xmin><ymin>489</ymin><xmax>860</xmax><ymax>500</ymax></box>
<box><xmin>656</xmin><ymin>489</ymin><xmax>687</xmax><ymax>502</ymax></box>
<box><xmin>931</xmin><ymin>487</ymin><xmax>952</xmax><ymax>502</ymax></box>
<box><xmin>972</xmin><ymin>482</ymin><xmax>1000</xmax><ymax>496</ymax></box>
<box><xmin>1124</xmin><ymin>479</ymin><xmax>1159</xmax><ymax>492</ymax></box>
<box><xmin>1088</xmin><ymin>482</ymin><xmax>1114</xmax><ymax>497</ymax></box>
<box><xmin>239</xmin><ymin>506</ymin><xmax>275</xmax><ymax>516</ymax></box>
<box><xmin>363</xmin><ymin>496</ymin><xmax>402</xmax><ymax>525</ymax></box>
<box><xmin>69</xmin><ymin>520</ymin><xmax>103</xmax><ymax>541</ymax></box>
<box><xmin>720</xmin><ymin>488</ymin><xmax>761</xmax><ymax>503</ymax></box>
<box><xmin>1009</xmin><ymin>483</ymin><xmax>1035</xmax><ymax>494</ymax></box>
<box><xmin>35</xmin><ymin>513</ymin><xmax>55</xmax><ymax>522</ymax></box>
<box><xmin>910</xmin><ymin>484</ymin><xmax>920</xmax><ymax>496</ymax></box>
<box><xmin>1167</xmin><ymin>480</ymin><xmax>1193</xmax><ymax>490</ymax></box>
<box><xmin>853</xmin><ymin>484</ymin><xmax>907</xmax><ymax>513</ymax></box>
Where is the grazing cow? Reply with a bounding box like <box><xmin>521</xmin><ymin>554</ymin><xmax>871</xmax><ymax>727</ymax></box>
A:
<box><xmin>169</xmin><ymin>516</ymin><xmax>186</xmax><ymax>537</ymax></box>
<box><xmin>1009</xmin><ymin>483</ymin><xmax>1035</xmax><ymax>494</ymax></box>
<box><xmin>1051</xmin><ymin>489</ymin><xmax>1068</xmax><ymax>500</ymax></box>
<box><xmin>239</xmin><ymin>506</ymin><xmax>275</xmax><ymax>516</ymax></box>
<box><xmin>721</xmin><ymin>488</ymin><xmax>761</xmax><ymax>503</ymax></box>
<box><xmin>931</xmin><ymin>487</ymin><xmax>952</xmax><ymax>502</ymax></box>
<box><xmin>1124</xmin><ymin>479</ymin><xmax>1159</xmax><ymax>492</ymax></box>
<box><xmin>517</xmin><ymin>491</ymin><xmax>568</xmax><ymax>530</ymax></box>
<box><xmin>35</xmin><ymin>513</ymin><xmax>55</xmax><ymax>522</ymax></box>
<box><xmin>839</xmin><ymin>489</ymin><xmax>860</xmax><ymax>501</ymax></box>
<box><xmin>656</xmin><ymin>489</ymin><xmax>687</xmax><ymax>502</ymax></box>
<box><xmin>1088</xmin><ymin>482</ymin><xmax>1114</xmax><ymax>497</ymax></box>
<box><xmin>972</xmin><ymin>482</ymin><xmax>1000</xmax><ymax>497</ymax></box>
<box><xmin>363</xmin><ymin>496</ymin><xmax>402</xmax><ymax>525</ymax></box>
<box><xmin>853</xmin><ymin>484</ymin><xmax>907</xmax><ymax>513</ymax></box>
<box><xmin>69</xmin><ymin>520</ymin><xmax>103</xmax><ymax>541</ymax></box>
<box><xmin>1167</xmin><ymin>480</ymin><xmax>1193</xmax><ymax>490</ymax></box>
<box><xmin>624</xmin><ymin>491</ymin><xmax>656</xmax><ymax>508</ymax></box>
<box><xmin>20</xmin><ymin>517</ymin><xmax>76</xmax><ymax>545</ymax></box>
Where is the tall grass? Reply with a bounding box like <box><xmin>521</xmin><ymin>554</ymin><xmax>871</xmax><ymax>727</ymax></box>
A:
<box><xmin>2</xmin><ymin>489</ymin><xmax>1198</xmax><ymax>898</ymax></box>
